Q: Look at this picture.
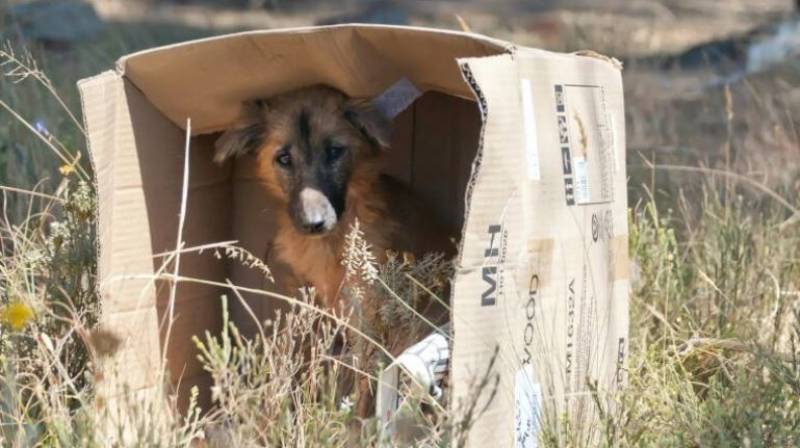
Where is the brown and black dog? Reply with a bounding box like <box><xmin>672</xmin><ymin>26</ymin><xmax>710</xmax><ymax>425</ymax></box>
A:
<box><xmin>215</xmin><ymin>85</ymin><xmax>453</xmax><ymax>415</ymax></box>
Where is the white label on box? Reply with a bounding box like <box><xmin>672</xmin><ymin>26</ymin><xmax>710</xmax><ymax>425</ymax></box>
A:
<box><xmin>520</xmin><ymin>79</ymin><xmax>540</xmax><ymax>181</ymax></box>
<box><xmin>573</xmin><ymin>156</ymin><xmax>590</xmax><ymax>204</ymax></box>
<box><xmin>514</xmin><ymin>366</ymin><xmax>541</xmax><ymax>448</ymax></box>
<box><xmin>555</xmin><ymin>84</ymin><xmax>614</xmax><ymax>206</ymax></box>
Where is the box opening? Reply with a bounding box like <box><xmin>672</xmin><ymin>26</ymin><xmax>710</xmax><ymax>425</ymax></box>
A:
<box><xmin>132</xmin><ymin>87</ymin><xmax>482</xmax><ymax>411</ymax></box>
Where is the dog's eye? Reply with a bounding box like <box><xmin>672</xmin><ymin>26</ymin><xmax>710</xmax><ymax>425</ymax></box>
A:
<box><xmin>275</xmin><ymin>150</ymin><xmax>292</xmax><ymax>168</ymax></box>
<box><xmin>326</xmin><ymin>143</ymin><xmax>347</xmax><ymax>163</ymax></box>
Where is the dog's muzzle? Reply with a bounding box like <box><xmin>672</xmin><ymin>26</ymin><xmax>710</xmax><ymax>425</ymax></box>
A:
<box><xmin>297</xmin><ymin>187</ymin><xmax>337</xmax><ymax>234</ymax></box>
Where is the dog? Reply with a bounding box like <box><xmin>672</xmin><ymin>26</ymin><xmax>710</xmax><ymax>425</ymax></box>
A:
<box><xmin>214</xmin><ymin>85</ymin><xmax>454</xmax><ymax>416</ymax></box>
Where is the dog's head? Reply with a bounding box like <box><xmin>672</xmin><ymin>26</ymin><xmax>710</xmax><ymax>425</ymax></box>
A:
<box><xmin>214</xmin><ymin>86</ymin><xmax>391</xmax><ymax>236</ymax></box>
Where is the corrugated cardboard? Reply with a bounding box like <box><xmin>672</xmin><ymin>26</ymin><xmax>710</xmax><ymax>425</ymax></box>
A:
<box><xmin>78</xmin><ymin>24</ymin><xmax>627</xmax><ymax>445</ymax></box>
<box><xmin>451</xmin><ymin>49</ymin><xmax>628</xmax><ymax>446</ymax></box>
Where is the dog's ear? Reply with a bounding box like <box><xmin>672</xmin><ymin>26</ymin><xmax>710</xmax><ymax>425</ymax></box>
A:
<box><xmin>344</xmin><ymin>99</ymin><xmax>392</xmax><ymax>149</ymax></box>
<box><xmin>214</xmin><ymin>99</ymin><xmax>268</xmax><ymax>163</ymax></box>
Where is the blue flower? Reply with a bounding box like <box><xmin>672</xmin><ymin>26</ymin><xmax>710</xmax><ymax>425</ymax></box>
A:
<box><xmin>34</xmin><ymin>119</ymin><xmax>49</xmax><ymax>136</ymax></box>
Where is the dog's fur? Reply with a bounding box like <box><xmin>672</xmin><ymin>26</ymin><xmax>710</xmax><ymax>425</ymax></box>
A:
<box><xmin>215</xmin><ymin>86</ymin><xmax>453</xmax><ymax>416</ymax></box>
<box><xmin>215</xmin><ymin>85</ymin><xmax>452</xmax><ymax>310</ymax></box>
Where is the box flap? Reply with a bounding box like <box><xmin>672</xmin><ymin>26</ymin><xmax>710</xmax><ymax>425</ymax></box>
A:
<box><xmin>450</xmin><ymin>52</ymin><xmax>527</xmax><ymax>447</ymax></box>
<box><xmin>78</xmin><ymin>71</ymin><xmax>164</xmax><ymax>404</ymax></box>
<box><xmin>450</xmin><ymin>46</ymin><xmax>628</xmax><ymax>445</ymax></box>
<box><xmin>116</xmin><ymin>25</ymin><xmax>511</xmax><ymax>134</ymax></box>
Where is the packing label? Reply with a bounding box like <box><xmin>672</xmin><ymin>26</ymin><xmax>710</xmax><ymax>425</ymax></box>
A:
<box><xmin>573</xmin><ymin>157</ymin><xmax>590</xmax><ymax>204</ymax></box>
<box><xmin>514</xmin><ymin>365</ymin><xmax>541</xmax><ymax>448</ymax></box>
<box><xmin>555</xmin><ymin>84</ymin><xmax>614</xmax><ymax>206</ymax></box>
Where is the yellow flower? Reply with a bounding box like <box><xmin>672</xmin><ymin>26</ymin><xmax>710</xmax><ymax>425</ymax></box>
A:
<box><xmin>2</xmin><ymin>302</ymin><xmax>34</xmax><ymax>331</ymax></box>
<box><xmin>59</xmin><ymin>164</ymin><xmax>75</xmax><ymax>176</ymax></box>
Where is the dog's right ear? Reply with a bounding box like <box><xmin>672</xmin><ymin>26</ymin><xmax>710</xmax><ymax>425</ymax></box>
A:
<box><xmin>214</xmin><ymin>99</ymin><xmax>268</xmax><ymax>164</ymax></box>
<box><xmin>344</xmin><ymin>98</ymin><xmax>392</xmax><ymax>150</ymax></box>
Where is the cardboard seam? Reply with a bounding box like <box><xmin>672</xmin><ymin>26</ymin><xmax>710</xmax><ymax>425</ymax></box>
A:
<box><xmin>453</xmin><ymin>61</ymin><xmax>488</xmax><ymax>272</ymax></box>
<box><xmin>451</xmin><ymin>53</ymin><xmax>521</xmax><ymax>269</ymax></box>
<box><xmin>77</xmin><ymin>71</ymin><xmax>118</xmax><ymax>316</ymax></box>
<box><xmin>329</xmin><ymin>32</ymin><xmax>371</xmax><ymax>89</ymax></box>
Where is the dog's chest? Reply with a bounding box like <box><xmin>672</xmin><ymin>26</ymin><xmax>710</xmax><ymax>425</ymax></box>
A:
<box><xmin>274</xmin><ymin>229</ymin><xmax>346</xmax><ymax>304</ymax></box>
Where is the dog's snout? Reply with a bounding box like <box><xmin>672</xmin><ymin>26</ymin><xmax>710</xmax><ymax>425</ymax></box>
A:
<box><xmin>303</xmin><ymin>219</ymin><xmax>327</xmax><ymax>234</ymax></box>
<box><xmin>297</xmin><ymin>187</ymin><xmax>337</xmax><ymax>234</ymax></box>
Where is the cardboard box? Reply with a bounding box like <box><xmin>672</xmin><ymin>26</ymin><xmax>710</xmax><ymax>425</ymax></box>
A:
<box><xmin>78</xmin><ymin>24</ymin><xmax>628</xmax><ymax>445</ymax></box>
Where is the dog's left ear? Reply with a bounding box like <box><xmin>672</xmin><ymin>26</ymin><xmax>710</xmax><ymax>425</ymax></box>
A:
<box><xmin>344</xmin><ymin>99</ymin><xmax>392</xmax><ymax>149</ymax></box>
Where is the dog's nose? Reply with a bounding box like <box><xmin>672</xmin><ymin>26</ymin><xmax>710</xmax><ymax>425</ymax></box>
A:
<box><xmin>298</xmin><ymin>187</ymin><xmax>337</xmax><ymax>235</ymax></box>
<box><xmin>303</xmin><ymin>220</ymin><xmax>326</xmax><ymax>234</ymax></box>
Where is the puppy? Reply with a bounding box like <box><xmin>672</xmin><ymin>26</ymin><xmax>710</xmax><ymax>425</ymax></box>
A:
<box><xmin>215</xmin><ymin>85</ymin><xmax>453</xmax><ymax>415</ymax></box>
